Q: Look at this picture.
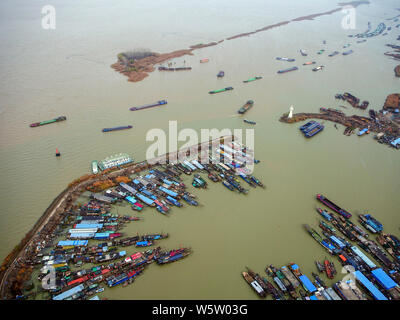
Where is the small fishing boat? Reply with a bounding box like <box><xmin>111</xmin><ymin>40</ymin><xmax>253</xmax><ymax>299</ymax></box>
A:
<box><xmin>303</xmin><ymin>61</ymin><xmax>316</xmax><ymax>65</ymax></box>
<box><xmin>317</xmin><ymin>49</ymin><xmax>325</xmax><ymax>54</ymax></box>
<box><xmin>243</xmin><ymin>119</ymin><xmax>256</xmax><ymax>125</ymax></box>
<box><xmin>276</xmin><ymin>57</ymin><xmax>295</xmax><ymax>62</ymax></box>
<box><xmin>91</xmin><ymin>160</ymin><xmax>98</xmax><ymax>174</ymax></box>
<box><xmin>102</xmin><ymin>125</ymin><xmax>132</xmax><ymax>133</ymax></box>
<box><xmin>315</xmin><ymin>261</ymin><xmax>325</xmax><ymax>273</ymax></box>
<box><xmin>209</xmin><ymin>87</ymin><xmax>233</xmax><ymax>94</ymax></box>
<box><xmin>200</xmin><ymin>58</ymin><xmax>209</xmax><ymax>63</ymax></box>
<box><xmin>328</xmin><ymin>51</ymin><xmax>340</xmax><ymax>57</ymax></box>
<box><xmin>343</xmin><ymin>44</ymin><xmax>351</xmax><ymax>48</ymax></box>
<box><xmin>277</xmin><ymin>66</ymin><xmax>298</xmax><ymax>74</ymax></box>
<box><xmin>342</xmin><ymin>50</ymin><xmax>354</xmax><ymax>55</ymax></box>
<box><xmin>217</xmin><ymin>71</ymin><xmax>225</xmax><ymax>78</ymax></box>
<box><xmin>250</xmin><ymin>176</ymin><xmax>264</xmax><ymax>188</ymax></box>
<box><xmin>243</xmin><ymin>76</ymin><xmax>262</xmax><ymax>83</ymax></box>
<box><xmin>357</xmin><ymin>39</ymin><xmax>367</xmax><ymax>43</ymax></box>
<box><xmin>300</xmin><ymin>49</ymin><xmax>307</xmax><ymax>56</ymax></box>
<box><xmin>238</xmin><ymin>100</ymin><xmax>254</xmax><ymax>114</ymax></box>
<box><xmin>357</xmin><ymin>128</ymin><xmax>369</xmax><ymax>136</ymax></box>
<box><xmin>55</xmin><ymin>148</ymin><xmax>61</xmax><ymax>157</ymax></box>
<box><xmin>312</xmin><ymin>65</ymin><xmax>324</xmax><ymax>72</ymax></box>
<box><xmin>324</xmin><ymin>260</ymin><xmax>334</xmax><ymax>279</ymax></box>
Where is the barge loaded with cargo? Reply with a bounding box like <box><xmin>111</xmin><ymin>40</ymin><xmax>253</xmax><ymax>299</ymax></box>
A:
<box><xmin>238</xmin><ymin>100</ymin><xmax>254</xmax><ymax>114</ymax></box>
<box><xmin>243</xmin><ymin>76</ymin><xmax>262</xmax><ymax>83</ymax></box>
<box><xmin>316</xmin><ymin>194</ymin><xmax>352</xmax><ymax>219</ymax></box>
<box><xmin>30</xmin><ymin>116</ymin><xmax>67</xmax><ymax>128</ymax></box>
<box><xmin>209</xmin><ymin>87</ymin><xmax>233</xmax><ymax>94</ymax></box>
<box><xmin>102</xmin><ymin>125</ymin><xmax>133</xmax><ymax>133</ymax></box>
<box><xmin>129</xmin><ymin>100</ymin><xmax>167</xmax><ymax>111</ymax></box>
<box><xmin>277</xmin><ymin>66</ymin><xmax>298</xmax><ymax>74</ymax></box>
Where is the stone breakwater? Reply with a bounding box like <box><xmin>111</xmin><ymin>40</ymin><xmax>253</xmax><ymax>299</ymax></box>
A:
<box><xmin>111</xmin><ymin>1</ymin><xmax>370</xmax><ymax>83</ymax></box>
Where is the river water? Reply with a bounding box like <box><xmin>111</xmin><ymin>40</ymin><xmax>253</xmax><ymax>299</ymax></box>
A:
<box><xmin>0</xmin><ymin>0</ymin><xmax>399</xmax><ymax>299</ymax></box>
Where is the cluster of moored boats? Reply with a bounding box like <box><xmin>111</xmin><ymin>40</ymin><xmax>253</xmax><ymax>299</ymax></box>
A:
<box><xmin>243</xmin><ymin>193</ymin><xmax>400</xmax><ymax>300</ymax></box>
<box><xmin>33</xmin><ymin>198</ymin><xmax>192</xmax><ymax>300</ymax></box>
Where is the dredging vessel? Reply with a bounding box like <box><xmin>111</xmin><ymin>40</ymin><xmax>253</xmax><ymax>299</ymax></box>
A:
<box><xmin>129</xmin><ymin>100</ymin><xmax>167</xmax><ymax>111</ymax></box>
<box><xmin>30</xmin><ymin>116</ymin><xmax>67</xmax><ymax>128</ymax></box>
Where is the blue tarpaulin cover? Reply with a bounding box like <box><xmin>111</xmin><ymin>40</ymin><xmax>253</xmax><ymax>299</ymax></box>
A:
<box><xmin>353</xmin><ymin>271</ymin><xmax>388</xmax><ymax>300</ymax></box>
<box><xmin>371</xmin><ymin>268</ymin><xmax>398</xmax><ymax>290</ymax></box>
<box><xmin>299</xmin><ymin>275</ymin><xmax>317</xmax><ymax>293</ymax></box>
<box><xmin>57</xmin><ymin>240</ymin><xmax>88</xmax><ymax>246</ymax></box>
<box><xmin>159</xmin><ymin>186</ymin><xmax>178</xmax><ymax>197</ymax></box>
<box><xmin>309</xmin><ymin>295</ymin><xmax>318</xmax><ymax>300</ymax></box>
<box><xmin>53</xmin><ymin>284</ymin><xmax>84</xmax><ymax>300</ymax></box>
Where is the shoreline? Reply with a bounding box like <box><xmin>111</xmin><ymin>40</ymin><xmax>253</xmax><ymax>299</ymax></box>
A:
<box><xmin>111</xmin><ymin>1</ymin><xmax>370</xmax><ymax>83</ymax></box>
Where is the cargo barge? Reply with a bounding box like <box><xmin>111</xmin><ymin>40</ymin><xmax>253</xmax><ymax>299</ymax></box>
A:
<box><xmin>277</xmin><ymin>66</ymin><xmax>298</xmax><ymax>74</ymax></box>
<box><xmin>158</xmin><ymin>66</ymin><xmax>192</xmax><ymax>71</ymax></box>
<box><xmin>276</xmin><ymin>57</ymin><xmax>295</xmax><ymax>62</ymax></box>
<box><xmin>238</xmin><ymin>100</ymin><xmax>254</xmax><ymax>114</ymax></box>
<box><xmin>30</xmin><ymin>116</ymin><xmax>66</xmax><ymax>128</ymax></box>
<box><xmin>305</xmin><ymin>124</ymin><xmax>324</xmax><ymax>137</ymax></box>
<box><xmin>129</xmin><ymin>100</ymin><xmax>167</xmax><ymax>111</ymax></box>
<box><xmin>316</xmin><ymin>194</ymin><xmax>352</xmax><ymax>219</ymax></box>
<box><xmin>102</xmin><ymin>125</ymin><xmax>132</xmax><ymax>132</ymax></box>
<box><xmin>209</xmin><ymin>87</ymin><xmax>233</xmax><ymax>94</ymax></box>
<box><xmin>343</xmin><ymin>50</ymin><xmax>354</xmax><ymax>55</ymax></box>
<box><xmin>243</xmin><ymin>76</ymin><xmax>262</xmax><ymax>83</ymax></box>
<box><xmin>328</xmin><ymin>51</ymin><xmax>339</xmax><ymax>57</ymax></box>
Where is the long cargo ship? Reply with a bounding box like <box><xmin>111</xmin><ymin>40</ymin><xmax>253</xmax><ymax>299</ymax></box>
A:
<box><xmin>98</xmin><ymin>153</ymin><xmax>133</xmax><ymax>171</ymax></box>
<box><xmin>129</xmin><ymin>100</ymin><xmax>167</xmax><ymax>111</ymax></box>
<box><xmin>342</xmin><ymin>50</ymin><xmax>354</xmax><ymax>55</ymax></box>
<box><xmin>316</xmin><ymin>194</ymin><xmax>352</xmax><ymax>219</ymax></box>
<box><xmin>30</xmin><ymin>116</ymin><xmax>66</xmax><ymax>128</ymax></box>
<box><xmin>277</xmin><ymin>66</ymin><xmax>298</xmax><ymax>74</ymax></box>
<box><xmin>209</xmin><ymin>87</ymin><xmax>233</xmax><ymax>94</ymax></box>
<box><xmin>276</xmin><ymin>57</ymin><xmax>295</xmax><ymax>62</ymax></box>
<box><xmin>238</xmin><ymin>100</ymin><xmax>254</xmax><ymax>114</ymax></box>
<box><xmin>158</xmin><ymin>66</ymin><xmax>192</xmax><ymax>71</ymax></box>
<box><xmin>102</xmin><ymin>125</ymin><xmax>132</xmax><ymax>133</ymax></box>
<box><xmin>243</xmin><ymin>76</ymin><xmax>262</xmax><ymax>83</ymax></box>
